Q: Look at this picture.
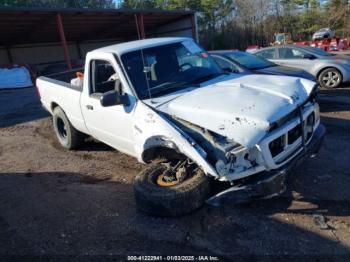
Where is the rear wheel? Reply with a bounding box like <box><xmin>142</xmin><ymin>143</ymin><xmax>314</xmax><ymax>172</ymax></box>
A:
<box><xmin>52</xmin><ymin>106</ymin><xmax>84</xmax><ymax>150</ymax></box>
<box><xmin>318</xmin><ymin>68</ymin><xmax>342</xmax><ymax>88</ymax></box>
<box><xmin>133</xmin><ymin>160</ymin><xmax>210</xmax><ymax>216</ymax></box>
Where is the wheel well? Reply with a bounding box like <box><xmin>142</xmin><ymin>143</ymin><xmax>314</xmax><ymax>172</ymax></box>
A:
<box><xmin>317</xmin><ymin>67</ymin><xmax>343</xmax><ymax>81</ymax></box>
<box><xmin>51</xmin><ymin>102</ymin><xmax>59</xmax><ymax>112</ymax></box>
<box><xmin>142</xmin><ymin>146</ymin><xmax>186</xmax><ymax>164</ymax></box>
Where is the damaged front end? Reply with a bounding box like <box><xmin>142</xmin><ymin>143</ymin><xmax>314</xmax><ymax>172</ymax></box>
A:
<box><xmin>208</xmin><ymin>123</ymin><xmax>325</xmax><ymax>206</ymax></box>
<box><xmin>167</xmin><ymin>116</ymin><xmax>266</xmax><ymax>182</ymax></box>
<box><xmin>162</xmin><ymin>99</ymin><xmax>325</xmax><ymax>205</ymax></box>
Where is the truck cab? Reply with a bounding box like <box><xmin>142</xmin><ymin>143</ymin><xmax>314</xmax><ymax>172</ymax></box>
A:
<box><xmin>37</xmin><ymin>37</ymin><xmax>325</xmax><ymax>216</ymax></box>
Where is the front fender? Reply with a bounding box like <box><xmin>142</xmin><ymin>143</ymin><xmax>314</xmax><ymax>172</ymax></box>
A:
<box><xmin>313</xmin><ymin>63</ymin><xmax>347</xmax><ymax>81</ymax></box>
<box><xmin>133</xmin><ymin>102</ymin><xmax>219</xmax><ymax>178</ymax></box>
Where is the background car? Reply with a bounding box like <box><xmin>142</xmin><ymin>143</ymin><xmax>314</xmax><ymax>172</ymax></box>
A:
<box><xmin>253</xmin><ymin>45</ymin><xmax>350</xmax><ymax>88</ymax></box>
<box><xmin>209</xmin><ymin>50</ymin><xmax>315</xmax><ymax>81</ymax></box>
<box><xmin>312</xmin><ymin>28</ymin><xmax>335</xmax><ymax>41</ymax></box>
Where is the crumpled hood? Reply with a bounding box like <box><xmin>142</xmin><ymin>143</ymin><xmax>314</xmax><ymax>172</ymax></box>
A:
<box><xmin>146</xmin><ymin>74</ymin><xmax>316</xmax><ymax>148</ymax></box>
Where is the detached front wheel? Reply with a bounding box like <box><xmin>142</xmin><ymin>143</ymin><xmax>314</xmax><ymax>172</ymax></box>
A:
<box><xmin>133</xmin><ymin>162</ymin><xmax>210</xmax><ymax>216</ymax></box>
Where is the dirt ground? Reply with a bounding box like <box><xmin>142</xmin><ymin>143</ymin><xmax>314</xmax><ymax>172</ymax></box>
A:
<box><xmin>1</xmin><ymin>86</ymin><xmax>350</xmax><ymax>260</ymax></box>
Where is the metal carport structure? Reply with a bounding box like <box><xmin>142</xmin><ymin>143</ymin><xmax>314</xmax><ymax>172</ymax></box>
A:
<box><xmin>0</xmin><ymin>7</ymin><xmax>197</xmax><ymax>71</ymax></box>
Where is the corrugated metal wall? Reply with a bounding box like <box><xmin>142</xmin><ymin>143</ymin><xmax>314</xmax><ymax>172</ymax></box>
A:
<box><xmin>155</xmin><ymin>16</ymin><xmax>193</xmax><ymax>38</ymax></box>
<box><xmin>0</xmin><ymin>15</ymin><xmax>195</xmax><ymax>74</ymax></box>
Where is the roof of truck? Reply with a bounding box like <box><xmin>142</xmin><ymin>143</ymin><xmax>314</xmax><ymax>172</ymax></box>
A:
<box><xmin>91</xmin><ymin>37</ymin><xmax>189</xmax><ymax>56</ymax></box>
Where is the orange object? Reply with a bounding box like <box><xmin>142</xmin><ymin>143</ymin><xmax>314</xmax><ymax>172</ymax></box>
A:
<box><xmin>76</xmin><ymin>72</ymin><xmax>84</xmax><ymax>80</ymax></box>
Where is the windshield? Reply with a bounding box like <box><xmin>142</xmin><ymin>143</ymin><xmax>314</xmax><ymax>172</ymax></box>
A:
<box><xmin>120</xmin><ymin>40</ymin><xmax>223</xmax><ymax>99</ymax></box>
<box><xmin>226</xmin><ymin>51</ymin><xmax>276</xmax><ymax>70</ymax></box>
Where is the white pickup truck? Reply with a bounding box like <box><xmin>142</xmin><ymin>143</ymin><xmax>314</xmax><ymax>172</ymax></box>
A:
<box><xmin>37</xmin><ymin>37</ymin><xmax>325</xmax><ymax>216</ymax></box>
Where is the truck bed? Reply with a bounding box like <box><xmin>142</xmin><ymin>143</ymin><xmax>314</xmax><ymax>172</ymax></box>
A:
<box><xmin>36</xmin><ymin>67</ymin><xmax>89</xmax><ymax>135</ymax></box>
<box><xmin>43</xmin><ymin>68</ymin><xmax>84</xmax><ymax>91</ymax></box>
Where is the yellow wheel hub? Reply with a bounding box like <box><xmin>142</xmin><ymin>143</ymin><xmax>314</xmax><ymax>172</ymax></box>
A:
<box><xmin>156</xmin><ymin>174</ymin><xmax>179</xmax><ymax>187</ymax></box>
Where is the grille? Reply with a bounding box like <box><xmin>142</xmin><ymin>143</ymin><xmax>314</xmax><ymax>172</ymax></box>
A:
<box><xmin>269</xmin><ymin>134</ymin><xmax>285</xmax><ymax>157</ymax></box>
<box><xmin>269</xmin><ymin>112</ymin><xmax>315</xmax><ymax>158</ymax></box>
<box><xmin>288</xmin><ymin>124</ymin><xmax>302</xmax><ymax>144</ymax></box>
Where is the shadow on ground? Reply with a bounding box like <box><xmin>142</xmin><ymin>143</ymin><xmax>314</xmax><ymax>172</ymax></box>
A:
<box><xmin>1</xmin><ymin>84</ymin><xmax>350</xmax><ymax>259</ymax></box>
<box><xmin>319</xmin><ymin>88</ymin><xmax>350</xmax><ymax>113</ymax></box>
<box><xmin>0</xmin><ymin>170</ymin><xmax>349</xmax><ymax>258</ymax></box>
<box><xmin>0</xmin><ymin>88</ymin><xmax>48</xmax><ymax>128</ymax></box>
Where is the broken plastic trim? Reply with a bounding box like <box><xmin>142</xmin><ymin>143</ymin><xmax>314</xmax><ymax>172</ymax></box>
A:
<box><xmin>207</xmin><ymin>124</ymin><xmax>325</xmax><ymax>206</ymax></box>
<box><xmin>206</xmin><ymin>171</ymin><xmax>287</xmax><ymax>206</ymax></box>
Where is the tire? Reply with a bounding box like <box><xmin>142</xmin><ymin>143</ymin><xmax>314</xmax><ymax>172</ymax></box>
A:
<box><xmin>134</xmin><ymin>164</ymin><xmax>210</xmax><ymax>216</ymax></box>
<box><xmin>318</xmin><ymin>68</ymin><xmax>342</xmax><ymax>89</ymax></box>
<box><xmin>52</xmin><ymin>106</ymin><xmax>84</xmax><ymax>150</ymax></box>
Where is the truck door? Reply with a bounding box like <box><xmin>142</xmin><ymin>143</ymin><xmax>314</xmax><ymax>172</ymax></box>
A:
<box><xmin>80</xmin><ymin>59</ymin><xmax>136</xmax><ymax>156</ymax></box>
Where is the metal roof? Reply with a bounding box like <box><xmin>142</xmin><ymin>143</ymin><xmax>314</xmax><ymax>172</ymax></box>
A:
<box><xmin>0</xmin><ymin>7</ymin><xmax>194</xmax><ymax>46</ymax></box>
<box><xmin>92</xmin><ymin>37</ymin><xmax>188</xmax><ymax>55</ymax></box>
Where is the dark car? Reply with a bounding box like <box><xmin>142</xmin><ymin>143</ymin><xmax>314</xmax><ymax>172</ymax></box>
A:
<box><xmin>209</xmin><ymin>50</ymin><xmax>316</xmax><ymax>81</ymax></box>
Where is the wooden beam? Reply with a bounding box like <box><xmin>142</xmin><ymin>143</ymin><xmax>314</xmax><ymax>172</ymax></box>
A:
<box><xmin>56</xmin><ymin>13</ymin><xmax>72</xmax><ymax>70</ymax></box>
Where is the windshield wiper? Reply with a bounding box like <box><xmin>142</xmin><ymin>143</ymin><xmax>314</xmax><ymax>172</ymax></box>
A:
<box><xmin>150</xmin><ymin>82</ymin><xmax>197</xmax><ymax>97</ymax></box>
<box><xmin>249</xmin><ymin>65</ymin><xmax>274</xmax><ymax>70</ymax></box>
<box><xmin>149</xmin><ymin>72</ymin><xmax>227</xmax><ymax>97</ymax></box>
<box><xmin>188</xmin><ymin>72</ymin><xmax>227</xmax><ymax>85</ymax></box>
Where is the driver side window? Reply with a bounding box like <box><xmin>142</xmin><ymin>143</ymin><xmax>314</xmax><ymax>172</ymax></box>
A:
<box><xmin>90</xmin><ymin>60</ymin><xmax>120</xmax><ymax>95</ymax></box>
<box><xmin>279</xmin><ymin>48</ymin><xmax>305</xmax><ymax>59</ymax></box>
<box><xmin>256</xmin><ymin>48</ymin><xmax>275</xmax><ymax>59</ymax></box>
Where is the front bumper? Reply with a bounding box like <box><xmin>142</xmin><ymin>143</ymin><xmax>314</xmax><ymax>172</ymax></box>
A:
<box><xmin>207</xmin><ymin>124</ymin><xmax>326</xmax><ymax>206</ymax></box>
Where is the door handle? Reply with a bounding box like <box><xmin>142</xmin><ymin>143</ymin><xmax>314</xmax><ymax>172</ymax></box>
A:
<box><xmin>86</xmin><ymin>105</ymin><xmax>94</xmax><ymax>110</ymax></box>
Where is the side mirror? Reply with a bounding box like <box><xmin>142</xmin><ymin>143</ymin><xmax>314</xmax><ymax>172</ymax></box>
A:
<box><xmin>222</xmin><ymin>67</ymin><xmax>233</xmax><ymax>73</ymax></box>
<box><xmin>303</xmin><ymin>53</ymin><xmax>316</xmax><ymax>60</ymax></box>
<box><xmin>100</xmin><ymin>90</ymin><xmax>129</xmax><ymax>107</ymax></box>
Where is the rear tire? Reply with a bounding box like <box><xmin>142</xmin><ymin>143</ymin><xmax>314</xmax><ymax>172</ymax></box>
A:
<box><xmin>134</xmin><ymin>163</ymin><xmax>210</xmax><ymax>217</ymax></box>
<box><xmin>318</xmin><ymin>68</ymin><xmax>342</xmax><ymax>89</ymax></box>
<box><xmin>52</xmin><ymin>106</ymin><xmax>84</xmax><ymax>150</ymax></box>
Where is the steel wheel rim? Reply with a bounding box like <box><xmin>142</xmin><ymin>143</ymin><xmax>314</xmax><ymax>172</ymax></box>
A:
<box><xmin>56</xmin><ymin>117</ymin><xmax>67</xmax><ymax>139</ymax></box>
<box><xmin>156</xmin><ymin>174</ymin><xmax>180</xmax><ymax>187</ymax></box>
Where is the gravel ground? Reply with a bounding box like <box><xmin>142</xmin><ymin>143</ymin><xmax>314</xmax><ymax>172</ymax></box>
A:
<box><xmin>0</xmin><ymin>87</ymin><xmax>350</xmax><ymax>260</ymax></box>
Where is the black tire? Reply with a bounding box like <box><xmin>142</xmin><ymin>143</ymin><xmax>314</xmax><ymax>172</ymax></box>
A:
<box><xmin>134</xmin><ymin>164</ymin><xmax>210</xmax><ymax>216</ymax></box>
<box><xmin>318</xmin><ymin>68</ymin><xmax>342</xmax><ymax>89</ymax></box>
<box><xmin>52</xmin><ymin>106</ymin><xmax>84</xmax><ymax>150</ymax></box>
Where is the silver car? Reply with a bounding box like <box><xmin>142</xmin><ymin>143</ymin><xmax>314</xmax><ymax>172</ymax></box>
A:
<box><xmin>253</xmin><ymin>45</ymin><xmax>350</xmax><ymax>88</ymax></box>
<box><xmin>312</xmin><ymin>28</ymin><xmax>335</xmax><ymax>41</ymax></box>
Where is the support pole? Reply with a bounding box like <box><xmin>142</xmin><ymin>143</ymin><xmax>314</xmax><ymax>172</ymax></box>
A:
<box><xmin>190</xmin><ymin>14</ymin><xmax>198</xmax><ymax>42</ymax></box>
<box><xmin>76</xmin><ymin>42</ymin><xmax>82</xmax><ymax>59</ymax></box>
<box><xmin>5</xmin><ymin>46</ymin><xmax>13</xmax><ymax>64</ymax></box>
<box><xmin>135</xmin><ymin>14</ymin><xmax>146</xmax><ymax>40</ymax></box>
<box><xmin>56</xmin><ymin>13</ymin><xmax>72</xmax><ymax>70</ymax></box>
<box><xmin>139</xmin><ymin>14</ymin><xmax>145</xmax><ymax>39</ymax></box>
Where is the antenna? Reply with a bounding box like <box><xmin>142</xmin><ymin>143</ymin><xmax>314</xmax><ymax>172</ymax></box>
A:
<box><xmin>135</xmin><ymin>14</ymin><xmax>152</xmax><ymax>101</ymax></box>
